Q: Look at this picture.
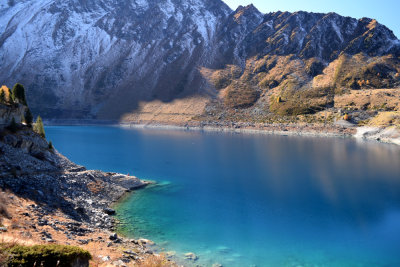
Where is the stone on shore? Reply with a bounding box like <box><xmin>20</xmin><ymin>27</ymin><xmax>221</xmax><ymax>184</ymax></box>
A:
<box><xmin>103</xmin><ymin>208</ymin><xmax>116</xmax><ymax>215</ymax></box>
<box><xmin>138</xmin><ymin>238</ymin><xmax>155</xmax><ymax>246</ymax></box>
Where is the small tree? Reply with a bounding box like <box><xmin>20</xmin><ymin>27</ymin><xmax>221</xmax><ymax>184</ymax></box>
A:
<box><xmin>0</xmin><ymin>90</ymin><xmax>5</xmax><ymax>103</ymax></box>
<box><xmin>25</xmin><ymin>108</ymin><xmax>33</xmax><ymax>127</ymax></box>
<box><xmin>33</xmin><ymin>116</ymin><xmax>45</xmax><ymax>138</ymax></box>
<box><xmin>48</xmin><ymin>141</ymin><xmax>53</xmax><ymax>150</ymax></box>
<box><xmin>11</xmin><ymin>83</ymin><xmax>27</xmax><ymax>105</ymax></box>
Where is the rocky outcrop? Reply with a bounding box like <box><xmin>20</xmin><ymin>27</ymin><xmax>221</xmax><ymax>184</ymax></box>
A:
<box><xmin>0</xmin><ymin>103</ymin><xmax>26</xmax><ymax>126</ymax></box>
<box><xmin>0</xmin><ymin>1</ymin><xmax>399</xmax><ymax>121</ymax></box>
<box><xmin>0</xmin><ymin>125</ymin><xmax>148</xmax><ymax>229</ymax></box>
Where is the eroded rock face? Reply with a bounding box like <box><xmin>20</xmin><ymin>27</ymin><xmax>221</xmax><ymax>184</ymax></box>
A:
<box><xmin>0</xmin><ymin>104</ymin><xmax>26</xmax><ymax>126</ymax></box>
<box><xmin>0</xmin><ymin>1</ymin><xmax>399</xmax><ymax>120</ymax></box>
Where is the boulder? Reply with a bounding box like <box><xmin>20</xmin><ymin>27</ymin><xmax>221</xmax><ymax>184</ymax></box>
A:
<box><xmin>103</xmin><ymin>208</ymin><xmax>116</xmax><ymax>215</ymax></box>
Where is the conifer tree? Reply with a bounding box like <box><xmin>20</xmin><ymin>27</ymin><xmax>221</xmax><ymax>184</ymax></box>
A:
<box><xmin>0</xmin><ymin>89</ymin><xmax>5</xmax><ymax>103</ymax></box>
<box><xmin>33</xmin><ymin>115</ymin><xmax>45</xmax><ymax>138</ymax></box>
<box><xmin>25</xmin><ymin>108</ymin><xmax>33</xmax><ymax>127</ymax></box>
<box><xmin>11</xmin><ymin>83</ymin><xmax>27</xmax><ymax>105</ymax></box>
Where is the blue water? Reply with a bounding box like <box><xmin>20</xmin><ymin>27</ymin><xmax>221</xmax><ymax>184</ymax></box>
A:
<box><xmin>46</xmin><ymin>126</ymin><xmax>400</xmax><ymax>267</ymax></box>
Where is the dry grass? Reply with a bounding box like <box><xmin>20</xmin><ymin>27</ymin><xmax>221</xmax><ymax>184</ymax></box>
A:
<box><xmin>121</xmin><ymin>97</ymin><xmax>209</xmax><ymax>124</ymax></box>
<box><xmin>367</xmin><ymin>112</ymin><xmax>400</xmax><ymax>127</ymax></box>
<box><xmin>135</xmin><ymin>254</ymin><xmax>175</xmax><ymax>267</ymax></box>
<box><xmin>222</xmin><ymin>81</ymin><xmax>259</xmax><ymax>108</ymax></box>
<box><xmin>209</xmin><ymin>65</ymin><xmax>242</xmax><ymax>90</ymax></box>
<box><xmin>87</xmin><ymin>181</ymin><xmax>105</xmax><ymax>194</ymax></box>
<box><xmin>334</xmin><ymin>89</ymin><xmax>400</xmax><ymax>112</ymax></box>
<box><xmin>0</xmin><ymin>192</ymin><xmax>11</xmax><ymax>226</ymax></box>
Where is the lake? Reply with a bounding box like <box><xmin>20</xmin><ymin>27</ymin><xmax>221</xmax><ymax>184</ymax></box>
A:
<box><xmin>46</xmin><ymin>126</ymin><xmax>400</xmax><ymax>266</ymax></box>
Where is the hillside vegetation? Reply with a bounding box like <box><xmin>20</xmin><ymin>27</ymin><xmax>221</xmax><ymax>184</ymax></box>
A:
<box><xmin>199</xmin><ymin>52</ymin><xmax>400</xmax><ymax>127</ymax></box>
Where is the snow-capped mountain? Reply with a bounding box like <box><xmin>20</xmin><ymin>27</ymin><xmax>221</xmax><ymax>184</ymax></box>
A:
<box><xmin>0</xmin><ymin>0</ymin><xmax>399</xmax><ymax>119</ymax></box>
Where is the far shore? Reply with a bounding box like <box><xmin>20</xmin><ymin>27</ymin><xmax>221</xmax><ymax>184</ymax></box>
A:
<box><xmin>44</xmin><ymin>119</ymin><xmax>400</xmax><ymax>146</ymax></box>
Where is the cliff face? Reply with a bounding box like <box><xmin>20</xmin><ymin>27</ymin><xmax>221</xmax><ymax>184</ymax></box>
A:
<box><xmin>0</xmin><ymin>103</ymin><xmax>26</xmax><ymax>126</ymax></box>
<box><xmin>0</xmin><ymin>0</ymin><xmax>231</xmax><ymax>119</ymax></box>
<box><xmin>0</xmin><ymin>1</ymin><xmax>399</xmax><ymax>121</ymax></box>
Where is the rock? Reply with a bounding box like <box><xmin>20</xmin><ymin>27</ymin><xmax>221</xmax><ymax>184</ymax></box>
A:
<box><xmin>124</xmin><ymin>250</ymin><xmax>138</xmax><ymax>256</ymax></box>
<box><xmin>107</xmin><ymin>242</ymin><xmax>113</xmax><ymax>247</ymax></box>
<box><xmin>166</xmin><ymin>251</ymin><xmax>176</xmax><ymax>258</ymax></box>
<box><xmin>216</xmin><ymin>246</ymin><xmax>231</xmax><ymax>254</ymax></box>
<box><xmin>120</xmin><ymin>257</ymin><xmax>131</xmax><ymax>263</ymax></box>
<box><xmin>138</xmin><ymin>238</ymin><xmax>155</xmax><ymax>246</ymax></box>
<box><xmin>103</xmin><ymin>208</ymin><xmax>116</xmax><ymax>215</ymax></box>
<box><xmin>100</xmin><ymin>255</ymin><xmax>111</xmax><ymax>262</ymax></box>
<box><xmin>112</xmin><ymin>260</ymin><xmax>127</xmax><ymax>267</ymax></box>
<box><xmin>37</xmin><ymin>219</ymin><xmax>48</xmax><ymax>226</ymax></box>
<box><xmin>184</xmin><ymin>252</ymin><xmax>198</xmax><ymax>261</ymax></box>
<box><xmin>75</xmin><ymin>206</ymin><xmax>85</xmax><ymax>214</ymax></box>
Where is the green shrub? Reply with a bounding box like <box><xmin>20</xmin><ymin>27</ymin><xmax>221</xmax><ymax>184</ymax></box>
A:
<box><xmin>33</xmin><ymin>116</ymin><xmax>45</xmax><ymax>138</ymax></box>
<box><xmin>0</xmin><ymin>244</ymin><xmax>91</xmax><ymax>267</ymax></box>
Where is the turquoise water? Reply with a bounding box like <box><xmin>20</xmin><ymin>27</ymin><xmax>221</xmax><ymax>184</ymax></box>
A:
<box><xmin>46</xmin><ymin>126</ymin><xmax>400</xmax><ymax>266</ymax></box>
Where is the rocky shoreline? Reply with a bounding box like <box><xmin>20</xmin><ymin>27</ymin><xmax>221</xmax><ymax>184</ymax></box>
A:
<box><xmin>120</xmin><ymin>120</ymin><xmax>400</xmax><ymax>146</ymax></box>
<box><xmin>0</xmin><ymin>125</ymin><xmax>176</xmax><ymax>266</ymax></box>
<box><xmin>44</xmin><ymin>118</ymin><xmax>400</xmax><ymax>146</ymax></box>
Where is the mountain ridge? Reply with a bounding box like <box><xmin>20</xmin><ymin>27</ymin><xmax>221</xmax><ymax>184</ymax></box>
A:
<box><xmin>0</xmin><ymin>0</ymin><xmax>399</xmax><ymax>122</ymax></box>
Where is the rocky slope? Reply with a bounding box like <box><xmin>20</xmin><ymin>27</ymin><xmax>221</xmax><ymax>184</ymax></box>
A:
<box><xmin>0</xmin><ymin>104</ymin><xmax>176</xmax><ymax>265</ymax></box>
<box><xmin>1</xmin><ymin>1</ymin><xmax>399</xmax><ymax>124</ymax></box>
<box><xmin>0</xmin><ymin>105</ymin><xmax>147</xmax><ymax>230</ymax></box>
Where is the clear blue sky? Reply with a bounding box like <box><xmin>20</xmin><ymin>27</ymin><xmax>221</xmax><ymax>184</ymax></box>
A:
<box><xmin>222</xmin><ymin>0</ymin><xmax>400</xmax><ymax>38</ymax></box>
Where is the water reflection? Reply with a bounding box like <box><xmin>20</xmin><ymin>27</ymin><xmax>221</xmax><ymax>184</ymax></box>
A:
<box><xmin>46</xmin><ymin>126</ymin><xmax>400</xmax><ymax>266</ymax></box>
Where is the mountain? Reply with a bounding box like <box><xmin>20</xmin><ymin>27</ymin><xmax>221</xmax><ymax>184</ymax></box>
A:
<box><xmin>0</xmin><ymin>1</ymin><xmax>399</xmax><ymax>122</ymax></box>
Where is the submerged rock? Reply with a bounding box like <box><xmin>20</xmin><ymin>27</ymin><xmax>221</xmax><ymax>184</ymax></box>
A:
<box><xmin>184</xmin><ymin>252</ymin><xmax>198</xmax><ymax>261</ymax></box>
<box><xmin>138</xmin><ymin>238</ymin><xmax>155</xmax><ymax>246</ymax></box>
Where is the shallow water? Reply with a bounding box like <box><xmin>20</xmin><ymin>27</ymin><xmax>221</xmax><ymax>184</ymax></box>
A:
<box><xmin>46</xmin><ymin>126</ymin><xmax>400</xmax><ymax>266</ymax></box>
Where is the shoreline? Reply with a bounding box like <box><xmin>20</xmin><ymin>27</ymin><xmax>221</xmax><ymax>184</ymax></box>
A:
<box><xmin>45</xmin><ymin>119</ymin><xmax>400</xmax><ymax>146</ymax></box>
<box><xmin>0</xmin><ymin>126</ymin><xmax>175</xmax><ymax>266</ymax></box>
